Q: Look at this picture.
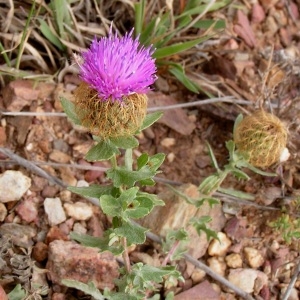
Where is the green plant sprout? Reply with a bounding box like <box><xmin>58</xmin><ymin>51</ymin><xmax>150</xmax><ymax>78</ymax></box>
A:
<box><xmin>134</xmin><ymin>0</ymin><xmax>229</xmax><ymax>94</ymax></box>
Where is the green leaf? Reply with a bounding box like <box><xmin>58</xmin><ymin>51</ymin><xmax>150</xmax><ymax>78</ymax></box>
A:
<box><xmin>8</xmin><ymin>284</ymin><xmax>26</xmax><ymax>300</ymax></box>
<box><xmin>179</xmin><ymin>0</ymin><xmax>230</xmax><ymax>18</ymax></box>
<box><xmin>100</xmin><ymin>187</ymin><xmax>139</xmax><ymax>218</ymax></box>
<box><xmin>70</xmin><ymin>232</ymin><xmax>105</xmax><ymax>248</ymax></box>
<box><xmin>198</xmin><ymin>173</ymin><xmax>225</xmax><ymax>195</ymax></box>
<box><xmin>100</xmin><ymin>195</ymin><xmax>123</xmax><ymax>217</ymax></box>
<box><xmin>60</xmin><ymin>97</ymin><xmax>81</xmax><ymax>125</ymax></box>
<box><xmin>39</xmin><ymin>19</ymin><xmax>65</xmax><ymax>50</ymax></box>
<box><xmin>85</xmin><ymin>139</ymin><xmax>120</xmax><ymax>161</ymax></box>
<box><xmin>192</xmin><ymin>19</ymin><xmax>226</xmax><ymax>29</ymax></box>
<box><xmin>243</xmin><ymin>162</ymin><xmax>277</xmax><ymax>177</ymax></box>
<box><xmin>106</xmin><ymin>167</ymin><xmax>154</xmax><ymax>188</ymax></box>
<box><xmin>190</xmin><ymin>216</ymin><xmax>218</xmax><ymax>241</ymax></box>
<box><xmin>61</xmin><ymin>280</ymin><xmax>104</xmax><ymax>300</ymax></box>
<box><xmin>233</xmin><ymin>114</ymin><xmax>243</xmax><ymax>136</ymax></box>
<box><xmin>139</xmin><ymin>111</ymin><xmax>163</xmax><ymax>131</ymax></box>
<box><xmin>206</xmin><ymin>141</ymin><xmax>219</xmax><ymax>170</ymax></box>
<box><xmin>70</xmin><ymin>231</ymin><xmax>123</xmax><ymax>255</ymax></box>
<box><xmin>137</xmin><ymin>153</ymin><xmax>149</xmax><ymax>169</ymax></box>
<box><xmin>137</xmin><ymin>192</ymin><xmax>165</xmax><ymax>207</ymax></box>
<box><xmin>154</xmin><ymin>36</ymin><xmax>210</xmax><ymax>59</ymax></box>
<box><xmin>148</xmin><ymin>153</ymin><xmax>165</xmax><ymax>171</ymax></box>
<box><xmin>110</xmin><ymin>136</ymin><xmax>139</xmax><ymax>149</ymax></box>
<box><xmin>195</xmin><ymin>197</ymin><xmax>219</xmax><ymax>208</ymax></box>
<box><xmin>68</xmin><ymin>184</ymin><xmax>114</xmax><ymax>198</ymax></box>
<box><xmin>168</xmin><ymin>63</ymin><xmax>199</xmax><ymax>93</ymax></box>
<box><xmin>230</xmin><ymin>168</ymin><xmax>250</xmax><ymax>180</ymax></box>
<box><xmin>139</xmin><ymin>17</ymin><xmax>157</xmax><ymax>45</ymax></box>
<box><xmin>134</xmin><ymin>0</ymin><xmax>145</xmax><ymax>36</ymax></box>
<box><xmin>132</xmin><ymin>263</ymin><xmax>181</xmax><ymax>283</ymax></box>
<box><xmin>218</xmin><ymin>187</ymin><xmax>255</xmax><ymax>200</ymax></box>
<box><xmin>125</xmin><ymin>198</ymin><xmax>152</xmax><ymax>219</ymax></box>
<box><xmin>114</xmin><ymin>222</ymin><xmax>148</xmax><ymax>246</ymax></box>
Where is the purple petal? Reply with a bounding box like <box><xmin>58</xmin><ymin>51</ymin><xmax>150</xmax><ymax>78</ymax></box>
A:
<box><xmin>78</xmin><ymin>29</ymin><xmax>157</xmax><ymax>102</ymax></box>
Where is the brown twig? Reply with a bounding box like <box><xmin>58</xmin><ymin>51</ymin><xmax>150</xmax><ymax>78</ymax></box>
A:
<box><xmin>281</xmin><ymin>259</ymin><xmax>300</xmax><ymax>300</ymax></box>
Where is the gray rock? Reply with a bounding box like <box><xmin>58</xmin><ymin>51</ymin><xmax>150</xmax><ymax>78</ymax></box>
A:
<box><xmin>0</xmin><ymin>223</ymin><xmax>36</xmax><ymax>248</ymax></box>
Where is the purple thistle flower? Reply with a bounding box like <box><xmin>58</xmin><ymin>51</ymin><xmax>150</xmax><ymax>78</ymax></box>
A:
<box><xmin>78</xmin><ymin>28</ymin><xmax>157</xmax><ymax>102</ymax></box>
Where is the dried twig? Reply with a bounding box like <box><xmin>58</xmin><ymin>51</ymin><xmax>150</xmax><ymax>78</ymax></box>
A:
<box><xmin>281</xmin><ymin>259</ymin><xmax>300</xmax><ymax>300</ymax></box>
<box><xmin>0</xmin><ymin>147</ymin><xmax>66</xmax><ymax>187</ymax></box>
<box><xmin>0</xmin><ymin>96</ymin><xmax>251</xmax><ymax>117</ymax></box>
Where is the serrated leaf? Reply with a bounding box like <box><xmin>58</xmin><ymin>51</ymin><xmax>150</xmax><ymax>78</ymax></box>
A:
<box><xmin>8</xmin><ymin>284</ymin><xmax>26</xmax><ymax>300</ymax></box>
<box><xmin>190</xmin><ymin>216</ymin><xmax>218</xmax><ymax>241</ymax></box>
<box><xmin>61</xmin><ymin>280</ymin><xmax>104</xmax><ymax>300</ymax></box>
<box><xmin>106</xmin><ymin>167</ymin><xmax>154</xmax><ymax>188</ymax></box>
<box><xmin>60</xmin><ymin>97</ymin><xmax>81</xmax><ymax>125</ymax></box>
<box><xmin>195</xmin><ymin>197</ymin><xmax>219</xmax><ymax>208</ymax></box>
<box><xmin>114</xmin><ymin>222</ymin><xmax>148</xmax><ymax>246</ymax></box>
<box><xmin>100</xmin><ymin>195</ymin><xmax>123</xmax><ymax>217</ymax></box>
<box><xmin>68</xmin><ymin>185</ymin><xmax>114</xmax><ymax>198</ymax></box>
<box><xmin>110</xmin><ymin>136</ymin><xmax>139</xmax><ymax>149</ymax></box>
<box><xmin>139</xmin><ymin>112</ymin><xmax>163</xmax><ymax>131</ymax></box>
<box><xmin>132</xmin><ymin>263</ymin><xmax>181</xmax><ymax>283</ymax></box>
<box><xmin>100</xmin><ymin>187</ymin><xmax>139</xmax><ymax>219</ymax></box>
<box><xmin>85</xmin><ymin>139</ymin><xmax>120</xmax><ymax>161</ymax></box>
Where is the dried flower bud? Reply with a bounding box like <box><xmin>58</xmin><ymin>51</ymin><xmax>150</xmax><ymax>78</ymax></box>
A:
<box><xmin>74</xmin><ymin>82</ymin><xmax>147</xmax><ymax>138</ymax></box>
<box><xmin>234</xmin><ymin>110</ymin><xmax>287</xmax><ymax>167</ymax></box>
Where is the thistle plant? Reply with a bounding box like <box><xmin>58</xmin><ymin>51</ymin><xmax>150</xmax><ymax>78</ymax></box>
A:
<box><xmin>61</xmin><ymin>28</ymin><xmax>183</xmax><ymax>299</ymax></box>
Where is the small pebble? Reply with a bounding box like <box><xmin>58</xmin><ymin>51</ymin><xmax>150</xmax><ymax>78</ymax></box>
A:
<box><xmin>44</xmin><ymin>197</ymin><xmax>67</xmax><ymax>226</ymax></box>
<box><xmin>244</xmin><ymin>247</ymin><xmax>264</xmax><ymax>268</ymax></box>
<box><xmin>0</xmin><ymin>203</ymin><xmax>7</xmax><ymax>222</ymax></box>
<box><xmin>64</xmin><ymin>202</ymin><xmax>93</xmax><ymax>221</ymax></box>
<box><xmin>207</xmin><ymin>257</ymin><xmax>226</xmax><ymax>276</ymax></box>
<box><xmin>225</xmin><ymin>253</ymin><xmax>243</xmax><ymax>268</ymax></box>
<box><xmin>0</xmin><ymin>170</ymin><xmax>31</xmax><ymax>203</ymax></box>
<box><xmin>160</xmin><ymin>137</ymin><xmax>176</xmax><ymax>148</ymax></box>
<box><xmin>208</xmin><ymin>232</ymin><xmax>232</xmax><ymax>256</ymax></box>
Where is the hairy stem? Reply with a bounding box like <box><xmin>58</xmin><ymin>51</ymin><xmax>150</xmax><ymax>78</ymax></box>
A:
<box><xmin>121</xmin><ymin>237</ymin><xmax>131</xmax><ymax>273</ymax></box>
<box><xmin>161</xmin><ymin>240</ymin><xmax>180</xmax><ymax>266</ymax></box>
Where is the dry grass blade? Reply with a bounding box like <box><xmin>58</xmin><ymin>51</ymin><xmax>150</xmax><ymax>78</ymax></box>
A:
<box><xmin>2</xmin><ymin>0</ymin><xmax>14</xmax><ymax>32</ymax></box>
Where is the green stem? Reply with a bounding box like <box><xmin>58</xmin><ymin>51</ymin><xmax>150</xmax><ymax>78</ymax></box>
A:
<box><xmin>110</xmin><ymin>154</ymin><xmax>117</xmax><ymax>169</ymax></box>
<box><xmin>125</xmin><ymin>148</ymin><xmax>133</xmax><ymax>171</ymax></box>
<box><xmin>16</xmin><ymin>0</ymin><xmax>36</xmax><ymax>70</ymax></box>
<box><xmin>121</xmin><ymin>237</ymin><xmax>131</xmax><ymax>273</ymax></box>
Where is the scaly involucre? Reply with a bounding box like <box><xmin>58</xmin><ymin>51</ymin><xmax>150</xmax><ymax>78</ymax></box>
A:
<box><xmin>79</xmin><ymin>29</ymin><xmax>157</xmax><ymax>102</ymax></box>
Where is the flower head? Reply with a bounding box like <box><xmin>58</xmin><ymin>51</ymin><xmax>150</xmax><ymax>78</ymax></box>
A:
<box><xmin>234</xmin><ymin>110</ymin><xmax>287</xmax><ymax>168</ymax></box>
<box><xmin>78</xmin><ymin>28</ymin><xmax>156</xmax><ymax>102</ymax></box>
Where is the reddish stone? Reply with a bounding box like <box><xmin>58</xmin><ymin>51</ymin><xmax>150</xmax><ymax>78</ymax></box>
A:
<box><xmin>45</xmin><ymin>226</ymin><xmax>69</xmax><ymax>244</ymax></box>
<box><xmin>32</xmin><ymin>241</ymin><xmax>48</xmax><ymax>262</ymax></box>
<box><xmin>47</xmin><ymin>240</ymin><xmax>119</xmax><ymax>290</ymax></box>
<box><xmin>15</xmin><ymin>197</ymin><xmax>39</xmax><ymax>223</ymax></box>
